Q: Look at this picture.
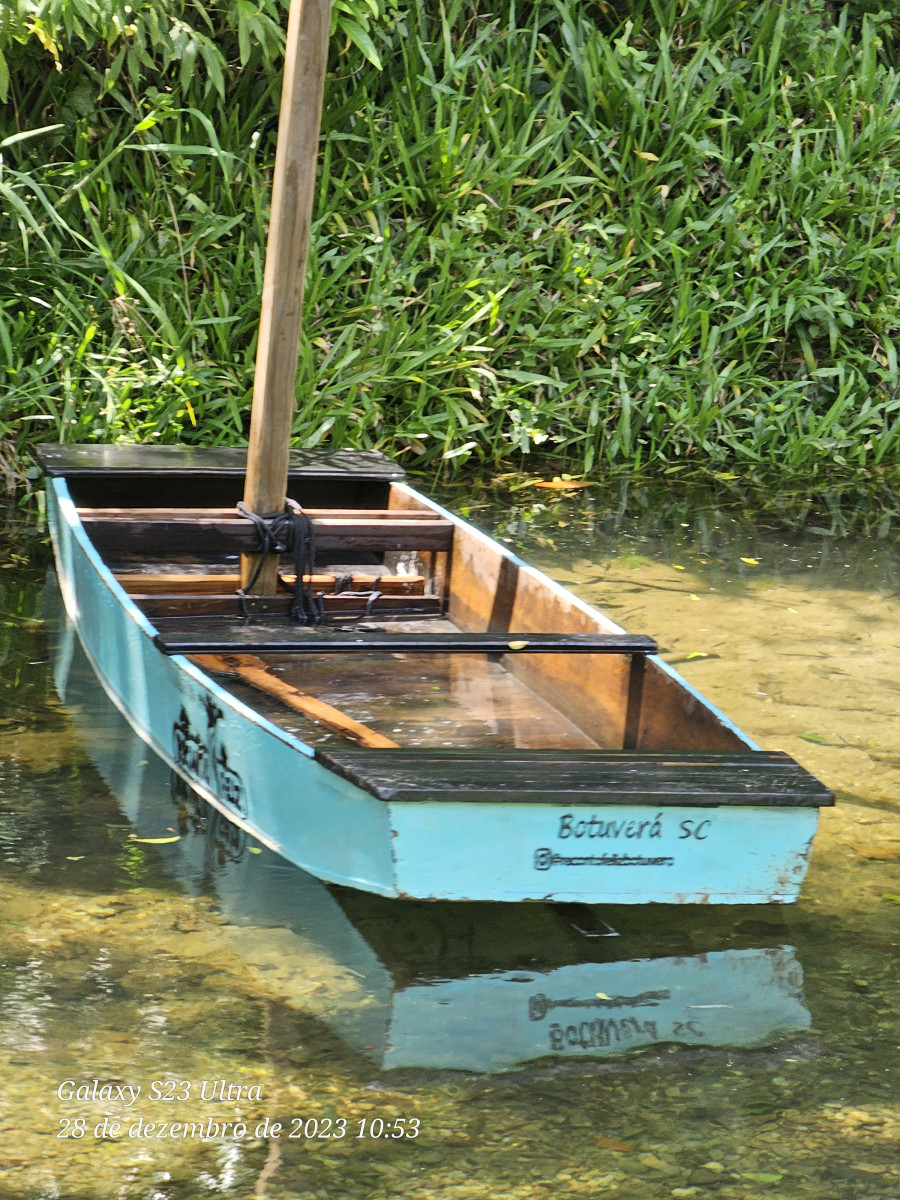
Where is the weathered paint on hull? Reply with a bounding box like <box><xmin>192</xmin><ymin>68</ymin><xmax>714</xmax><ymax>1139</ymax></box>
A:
<box><xmin>48</xmin><ymin>478</ymin><xmax>819</xmax><ymax>903</ymax></box>
<box><xmin>386</xmin><ymin>801</ymin><xmax>818</xmax><ymax>904</ymax></box>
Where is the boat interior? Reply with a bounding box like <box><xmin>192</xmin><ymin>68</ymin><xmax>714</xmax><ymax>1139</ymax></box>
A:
<box><xmin>42</xmin><ymin>445</ymin><xmax>833</xmax><ymax>808</ymax></box>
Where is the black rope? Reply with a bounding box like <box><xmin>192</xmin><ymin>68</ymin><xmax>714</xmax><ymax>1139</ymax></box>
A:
<box><xmin>236</xmin><ymin>501</ymin><xmax>325</xmax><ymax>625</ymax></box>
<box><xmin>324</xmin><ymin>588</ymin><xmax>384</xmax><ymax>620</ymax></box>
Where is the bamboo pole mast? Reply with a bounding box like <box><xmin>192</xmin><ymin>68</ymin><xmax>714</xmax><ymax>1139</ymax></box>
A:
<box><xmin>241</xmin><ymin>0</ymin><xmax>331</xmax><ymax>593</ymax></box>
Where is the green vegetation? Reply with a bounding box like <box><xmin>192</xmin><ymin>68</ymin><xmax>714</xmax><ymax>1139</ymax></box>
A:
<box><xmin>2</xmin><ymin>0</ymin><xmax>900</xmax><ymax>506</ymax></box>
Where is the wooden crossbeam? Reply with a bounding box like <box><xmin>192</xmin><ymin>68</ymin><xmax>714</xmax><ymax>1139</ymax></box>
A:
<box><xmin>84</xmin><ymin>507</ymin><xmax>439</xmax><ymax>522</ymax></box>
<box><xmin>115</xmin><ymin>571</ymin><xmax>429</xmax><ymax>596</ymax></box>
<box><xmin>133</xmin><ymin>593</ymin><xmax>442</xmax><ymax>619</ymax></box>
<box><xmin>157</xmin><ymin>629</ymin><xmax>659</xmax><ymax>656</ymax></box>
<box><xmin>82</xmin><ymin>511</ymin><xmax>452</xmax><ymax>555</ymax></box>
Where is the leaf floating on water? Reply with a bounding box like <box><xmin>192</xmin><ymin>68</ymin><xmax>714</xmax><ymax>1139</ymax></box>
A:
<box><xmin>249</xmin><ymin>847</ymin><xmax>263</xmax><ymax>855</ymax></box>
<box><xmin>672</xmin><ymin>564</ymin><xmax>686</xmax><ymax>570</ymax></box>
<box><xmin>740</xmin><ymin>556</ymin><xmax>759</xmax><ymax>565</ymax></box>
<box><xmin>534</xmin><ymin>477</ymin><xmax>591</xmax><ymax>490</ymax></box>
<box><xmin>507</xmin><ymin>640</ymin><xmax>530</xmax><ymax>650</ymax></box>
<box><xmin>595</xmin><ymin>992</ymin><xmax>611</xmax><ymax>1000</ymax></box>
<box><xmin>798</xmin><ymin>731</ymin><xmax>828</xmax><ymax>744</ymax></box>
<box><xmin>130</xmin><ymin>835</ymin><xmax>181</xmax><ymax>844</ymax></box>
<box><xmin>66</xmin><ymin>856</ymin><xmax>85</xmax><ymax>861</ymax></box>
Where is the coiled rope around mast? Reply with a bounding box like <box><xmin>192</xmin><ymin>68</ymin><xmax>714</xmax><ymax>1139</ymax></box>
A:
<box><xmin>236</xmin><ymin>499</ymin><xmax>325</xmax><ymax>625</ymax></box>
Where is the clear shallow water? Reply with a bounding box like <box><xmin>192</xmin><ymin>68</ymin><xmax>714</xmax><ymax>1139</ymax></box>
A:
<box><xmin>0</xmin><ymin>484</ymin><xmax>898</xmax><ymax>1200</ymax></box>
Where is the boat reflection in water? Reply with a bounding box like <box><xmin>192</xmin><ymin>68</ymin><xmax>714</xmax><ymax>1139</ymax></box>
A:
<box><xmin>51</xmin><ymin>589</ymin><xmax>811</xmax><ymax>1076</ymax></box>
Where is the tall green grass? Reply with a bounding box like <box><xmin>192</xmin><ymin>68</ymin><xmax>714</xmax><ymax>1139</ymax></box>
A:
<box><xmin>2</xmin><ymin>0</ymin><xmax>900</xmax><ymax>505</ymax></box>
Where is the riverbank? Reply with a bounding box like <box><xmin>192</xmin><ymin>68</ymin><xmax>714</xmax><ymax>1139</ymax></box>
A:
<box><xmin>3</xmin><ymin>0</ymin><xmax>900</xmax><ymax>502</ymax></box>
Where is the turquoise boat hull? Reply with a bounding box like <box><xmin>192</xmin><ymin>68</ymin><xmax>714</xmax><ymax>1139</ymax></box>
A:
<box><xmin>46</xmin><ymin>468</ymin><xmax>826</xmax><ymax>904</ymax></box>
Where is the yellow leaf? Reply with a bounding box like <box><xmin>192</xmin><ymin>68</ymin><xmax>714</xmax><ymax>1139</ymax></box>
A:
<box><xmin>595</xmin><ymin>992</ymin><xmax>611</xmax><ymax>999</ymax></box>
<box><xmin>635</xmin><ymin>150</ymin><xmax>659</xmax><ymax>161</ymax></box>
<box><xmin>672</xmin><ymin>564</ymin><xmax>685</xmax><ymax>570</ymax></box>
<box><xmin>740</xmin><ymin>557</ymin><xmax>759</xmax><ymax>565</ymax></box>
<box><xmin>130</xmin><ymin>835</ymin><xmax>181</xmax><ymax>844</ymax></box>
<box><xmin>507</xmin><ymin>640</ymin><xmax>530</xmax><ymax>650</ymax></box>
<box><xmin>249</xmin><ymin>847</ymin><xmax>262</xmax><ymax>854</ymax></box>
<box><xmin>534</xmin><ymin>477</ymin><xmax>591</xmax><ymax>489</ymax></box>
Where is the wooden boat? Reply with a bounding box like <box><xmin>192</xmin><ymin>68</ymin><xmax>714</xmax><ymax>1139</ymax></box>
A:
<box><xmin>39</xmin><ymin>441</ymin><xmax>833</xmax><ymax>903</ymax></box>
<box><xmin>37</xmin><ymin>0</ymin><xmax>832</xmax><ymax>904</ymax></box>
<box><xmin>49</xmin><ymin>618</ymin><xmax>813</xmax><ymax>1074</ymax></box>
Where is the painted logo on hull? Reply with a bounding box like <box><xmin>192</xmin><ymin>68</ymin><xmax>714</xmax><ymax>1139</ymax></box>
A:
<box><xmin>172</xmin><ymin>695</ymin><xmax>246</xmax><ymax>814</ymax></box>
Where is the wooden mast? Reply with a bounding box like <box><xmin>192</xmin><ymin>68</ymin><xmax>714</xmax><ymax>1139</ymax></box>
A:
<box><xmin>241</xmin><ymin>0</ymin><xmax>331</xmax><ymax>593</ymax></box>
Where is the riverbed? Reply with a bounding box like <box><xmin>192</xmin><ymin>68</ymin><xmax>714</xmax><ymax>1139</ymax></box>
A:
<box><xmin>1</xmin><ymin>479</ymin><xmax>897</xmax><ymax>1199</ymax></box>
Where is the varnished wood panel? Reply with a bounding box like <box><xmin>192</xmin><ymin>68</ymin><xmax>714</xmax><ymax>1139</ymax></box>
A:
<box><xmin>115</xmin><ymin>571</ymin><xmax>429</xmax><ymax>596</ymax></box>
<box><xmin>133</xmin><ymin>594</ymin><xmax>442</xmax><ymax>619</ymax></box>
<box><xmin>386</xmin><ymin>482</ymin><xmax>748</xmax><ymax>753</ymax></box>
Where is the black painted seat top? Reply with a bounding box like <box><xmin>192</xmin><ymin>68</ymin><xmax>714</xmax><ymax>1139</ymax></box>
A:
<box><xmin>314</xmin><ymin>747</ymin><xmax>835</xmax><ymax>807</ymax></box>
<box><xmin>37</xmin><ymin>443</ymin><xmax>404</xmax><ymax>480</ymax></box>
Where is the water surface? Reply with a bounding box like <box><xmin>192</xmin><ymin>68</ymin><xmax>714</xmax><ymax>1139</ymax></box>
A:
<box><xmin>1</xmin><ymin>483</ymin><xmax>897</xmax><ymax>1199</ymax></box>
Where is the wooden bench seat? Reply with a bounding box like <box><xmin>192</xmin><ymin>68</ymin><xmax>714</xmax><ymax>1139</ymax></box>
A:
<box><xmin>79</xmin><ymin>506</ymin><xmax>453</xmax><ymax>555</ymax></box>
<box><xmin>314</xmin><ymin>748</ymin><xmax>835</xmax><ymax>807</ymax></box>
<box><xmin>40</xmin><ymin>443</ymin><xmax>405</xmax><ymax>508</ymax></box>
